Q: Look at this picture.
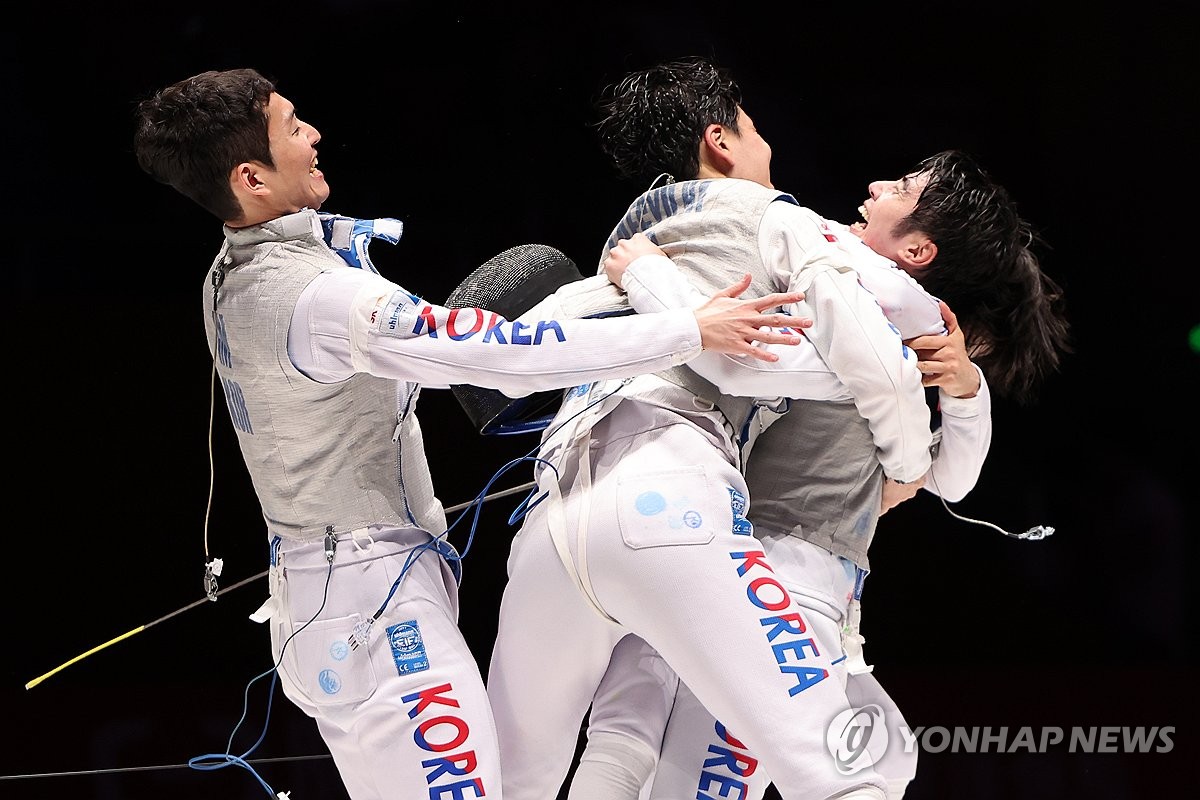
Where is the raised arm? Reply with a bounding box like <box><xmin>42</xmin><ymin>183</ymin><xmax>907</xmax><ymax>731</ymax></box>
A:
<box><xmin>762</xmin><ymin>205</ymin><xmax>933</xmax><ymax>483</ymax></box>
<box><xmin>607</xmin><ymin>219</ymin><xmax>935</xmax><ymax>484</ymax></box>
<box><xmin>290</xmin><ymin>266</ymin><xmax>801</xmax><ymax>397</ymax></box>
<box><xmin>606</xmin><ymin>234</ymin><xmax>846</xmax><ymax>401</ymax></box>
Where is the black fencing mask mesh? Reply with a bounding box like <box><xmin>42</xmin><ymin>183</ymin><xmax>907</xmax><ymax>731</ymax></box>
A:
<box><xmin>444</xmin><ymin>244</ymin><xmax>630</xmax><ymax>435</ymax></box>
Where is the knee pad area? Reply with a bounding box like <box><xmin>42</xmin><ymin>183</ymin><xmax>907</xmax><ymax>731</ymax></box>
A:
<box><xmin>829</xmin><ymin>787</ymin><xmax>887</xmax><ymax>800</ymax></box>
<box><xmin>569</xmin><ymin>729</ymin><xmax>658</xmax><ymax>799</ymax></box>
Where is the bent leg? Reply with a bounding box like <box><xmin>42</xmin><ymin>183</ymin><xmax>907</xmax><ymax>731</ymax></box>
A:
<box><xmin>651</xmin><ymin>679</ymin><xmax>772</xmax><ymax>800</ymax></box>
<box><xmin>273</xmin><ymin>530</ymin><xmax>499</xmax><ymax>800</ymax></box>
<box><xmin>846</xmin><ymin>667</ymin><xmax>917</xmax><ymax>797</ymax></box>
<box><xmin>569</xmin><ymin>633</ymin><xmax>680</xmax><ymax>800</ymax></box>
<box><xmin>577</xmin><ymin>418</ymin><xmax>886</xmax><ymax>800</ymax></box>
<box><xmin>488</xmin><ymin>498</ymin><xmax>628</xmax><ymax>800</ymax></box>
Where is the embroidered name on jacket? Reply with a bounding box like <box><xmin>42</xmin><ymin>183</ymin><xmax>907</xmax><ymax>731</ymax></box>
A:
<box><xmin>214</xmin><ymin>313</ymin><xmax>253</xmax><ymax>434</ymax></box>
<box><xmin>604</xmin><ymin>181</ymin><xmax>712</xmax><ymax>251</ymax></box>
<box><xmin>376</xmin><ymin>290</ymin><xmax>566</xmax><ymax>345</ymax></box>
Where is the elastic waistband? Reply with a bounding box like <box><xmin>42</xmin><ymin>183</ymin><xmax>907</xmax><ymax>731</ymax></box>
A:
<box><xmin>271</xmin><ymin>525</ymin><xmax>428</xmax><ymax>556</ymax></box>
<box><xmin>270</xmin><ymin>528</ymin><xmax>462</xmax><ymax>584</ymax></box>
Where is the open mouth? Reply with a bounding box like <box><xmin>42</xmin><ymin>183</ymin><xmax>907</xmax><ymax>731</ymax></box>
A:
<box><xmin>849</xmin><ymin>203</ymin><xmax>869</xmax><ymax>235</ymax></box>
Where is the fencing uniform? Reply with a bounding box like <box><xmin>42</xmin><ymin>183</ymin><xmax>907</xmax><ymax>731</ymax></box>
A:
<box><xmin>487</xmin><ymin>181</ymin><xmax>933</xmax><ymax>800</ymax></box>
<box><xmin>202</xmin><ymin>209</ymin><xmax>727</xmax><ymax>800</ymax></box>
<box><xmin>576</xmin><ymin>215</ymin><xmax>991</xmax><ymax>800</ymax></box>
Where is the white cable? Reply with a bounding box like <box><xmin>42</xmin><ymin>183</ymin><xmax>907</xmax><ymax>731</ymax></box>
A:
<box><xmin>928</xmin><ymin>471</ymin><xmax>1054</xmax><ymax>540</ymax></box>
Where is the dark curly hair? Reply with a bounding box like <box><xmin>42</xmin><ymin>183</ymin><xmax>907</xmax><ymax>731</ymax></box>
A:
<box><xmin>901</xmin><ymin>150</ymin><xmax>1072</xmax><ymax>402</ymax></box>
<box><xmin>596</xmin><ymin>57</ymin><xmax>742</xmax><ymax>185</ymax></box>
<box><xmin>133</xmin><ymin>68</ymin><xmax>277</xmax><ymax>221</ymax></box>
<box><xmin>598</xmin><ymin>65</ymin><xmax>1070</xmax><ymax>403</ymax></box>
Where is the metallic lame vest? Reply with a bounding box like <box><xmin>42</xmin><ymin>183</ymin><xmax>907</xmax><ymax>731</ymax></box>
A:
<box><xmin>744</xmin><ymin>399</ymin><xmax>881</xmax><ymax>569</ymax></box>
<box><xmin>201</xmin><ymin>210</ymin><xmax>446</xmax><ymax>543</ymax></box>
<box><xmin>599</xmin><ymin>179</ymin><xmax>800</xmax><ymax>458</ymax></box>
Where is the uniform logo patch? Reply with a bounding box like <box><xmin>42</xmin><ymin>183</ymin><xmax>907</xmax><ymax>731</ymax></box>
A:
<box><xmin>635</xmin><ymin>491</ymin><xmax>667</xmax><ymax>515</ymax></box>
<box><xmin>388</xmin><ymin>620</ymin><xmax>430</xmax><ymax>675</ymax></box>
<box><xmin>728</xmin><ymin>487</ymin><xmax>753</xmax><ymax>536</ymax></box>
<box><xmin>318</xmin><ymin>668</ymin><xmax>343</xmax><ymax>695</ymax></box>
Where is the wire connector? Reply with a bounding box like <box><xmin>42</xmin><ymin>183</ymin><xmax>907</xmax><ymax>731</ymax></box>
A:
<box><xmin>204</xmin><ymin>558</ymin><xmax>224</xmax><ymax>601</ymax></box>
<box><xmin>276</xmin><ymin>791</ymin><xmax>291</xmax><ymax>800</ymax></box>
<box><xmin>324</xmin><ymin>526</ymin><xmax>337</xmax><ymax>564</ymax></box>
<box><xmin>348</xmin><ymin>617</ymin><xmax>375</xmax><ymax>651</ymax></box>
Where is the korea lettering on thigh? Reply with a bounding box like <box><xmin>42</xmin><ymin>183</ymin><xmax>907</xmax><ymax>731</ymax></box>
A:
<box><xmin>759</xmin><ymin>534</ymin><xmax>878</xmax><ymax>680</ymax></box>
<box><xmin>267</xmin><ymin>529</ymin><xmax>501</xmax><ymax>795</ymax></box>
<box><xmin>649</xmin><ymin>678</ymin><xmax>773</xmax><ymax>800</ymax></box>
<box><xmin>642</xmin><ymin>529</ymin><xmax>875</xmax><ymax>800</ymax></box>
<box><xmin>578</xmin><ymin>426</ymin><xmax>882</xmax><ymax>797</ymax></box>
<box><xmin>757</xmin><ymin>533</ymin><xmax>856</xmax><ymax>624</ymax></box>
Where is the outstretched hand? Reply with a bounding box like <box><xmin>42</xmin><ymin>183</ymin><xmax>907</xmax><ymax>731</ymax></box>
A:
<box><xmin>694</xmin><ymin>274</ymin><xmax>812</xmax><ymax>362</ymax></box>
<box><xmin>904</xmin><ymin>300</ymin><xmax>980</xmax><ymax>398</ymax></box>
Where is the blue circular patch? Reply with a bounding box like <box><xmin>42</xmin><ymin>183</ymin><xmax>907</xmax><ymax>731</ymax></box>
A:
<box><xmin>330</xmin><ymin>640</ymin><xmax>349</xmax><ymax>661</ymax></box>
<box><xmin>683</xmin><ymin>510</ymin><xmax>703</xmax><ymax>528</ymax></box>
<box><xmin>635</xmin><ymin>491</ymin><xmax>667</xmax><ymax>516</ymax></box>
<box><xmin>318</xmin><ymin>669</ymin><xmax>342</xmax><ymax>695</ymax></box>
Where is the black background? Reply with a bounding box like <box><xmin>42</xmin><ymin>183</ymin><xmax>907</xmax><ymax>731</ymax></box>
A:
<box><xmin>4</xmin><ymin>2</ymin><xmax>1196</xmax><ymax>798</ymax></box>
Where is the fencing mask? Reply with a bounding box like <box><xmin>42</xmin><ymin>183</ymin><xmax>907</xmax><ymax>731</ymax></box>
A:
<box><xmin>444</xmin><ymin>244</ymin><xmax>632</xmax><ymax>435</ymax></box>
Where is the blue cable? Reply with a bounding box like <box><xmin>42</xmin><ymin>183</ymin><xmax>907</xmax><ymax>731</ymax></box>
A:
<box><xmin>366</xmin><ymin>379</ymin><xmax>627</xmax><ymax>623</ymax></box>
<box><xmin>190</xmin><ymin>379</ymin><xmax>628</xmax><ymax>796</ymax></box>
<box><xmin>189</xmin><ymin>561</ymin><xmax>334</xmax><ymax>797</ymax></box>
